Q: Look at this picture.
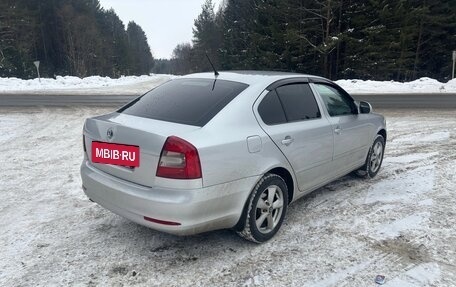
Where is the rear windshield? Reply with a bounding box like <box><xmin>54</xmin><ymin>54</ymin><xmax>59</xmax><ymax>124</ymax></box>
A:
<box><xmin>118</xmin><ymin>78</ymin><xmax>249</xmax><ymax>126</ymax></box>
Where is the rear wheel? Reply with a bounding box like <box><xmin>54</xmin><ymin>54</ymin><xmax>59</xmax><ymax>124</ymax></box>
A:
<box><xmin>354</xmin><ymin>134</ymin><xmax>385</xmax><ymax>178</ymax></box>
<box><xmin>237</xmin><ymin>174</ymin><xmax>288</xmax><ymax>243</ymax></box>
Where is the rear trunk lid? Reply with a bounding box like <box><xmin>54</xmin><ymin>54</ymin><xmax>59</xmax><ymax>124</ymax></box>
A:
<box><xmin>83</xmin><ymin>112</ymin><xmax>199</xmax><ymax>187</ymax></box>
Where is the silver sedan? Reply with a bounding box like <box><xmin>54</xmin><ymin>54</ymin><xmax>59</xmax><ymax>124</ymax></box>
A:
<box><xmin>80</xmin><ymin>71</ymin><xmax>386</xmax><ymax>243</ymax></box>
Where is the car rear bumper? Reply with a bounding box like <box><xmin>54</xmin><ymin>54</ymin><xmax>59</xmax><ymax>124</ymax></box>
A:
<box><xmin>80</xmin><ymin>160</ymin><xmax>258</xmax><ymax>235</ymax></box>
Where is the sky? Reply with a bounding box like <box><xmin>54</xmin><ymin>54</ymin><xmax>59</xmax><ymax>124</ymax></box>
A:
<box><xmin>98</xmin><ymin>0</ymin><xmax>223</xmax><ymax>59</ymax></box>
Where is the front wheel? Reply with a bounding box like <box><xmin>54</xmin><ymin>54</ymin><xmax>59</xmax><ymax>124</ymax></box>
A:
<box><xmin>354</xmin><ymin>134</ymin><xmax>385</xmax><ymax>178</ymax></box>
<box><xmin>237</xmin><ymin>173</ymin><xmax>288</xmax><ymax>243</ymax></box>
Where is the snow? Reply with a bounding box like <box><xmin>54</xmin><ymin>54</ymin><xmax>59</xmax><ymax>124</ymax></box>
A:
<box><xmin>0</xmin><ymin>114</ymin><xmax>31</xmax><ymax>142</ymax></box>
<box><xmin>362</xmin><ymin>165</ymin><xmax>435</xmax><ymax>204</ymax></box>
<box><xmin>375</xmin><ymin>213</ymin><xmax>429</xmax><ymax>239</ymax></box>
<box><xmin>1</xmin><ymin>108</ymin><xmax>455</xmax><ymax>286</ymax></box>
<box><xmin>336</xmin><ymin>77</ymin><xmax>456</xmax><ymax>94</ymax></box>
<box><xmin>0</xmin><ymin>74</ymin><xmax>175</xmax><ymax>91</ymax></box>
<box><xmin>0</xmin><ymin>75</ymin><xmax>455</xmax><ymax>95</ymax></box>
<box><xmin>385</xmin><ymin>263</ymin><xmax>441</xmax><ymax>286</ymax></box>
<box><xmin>392</xmin><ymin>131</ymin><xmax>450</xmax><ymax>143</ymax></box>
<box><xmin>311</xmin><ymin>260</ymin><xmax>374</xmax><ymax>286</ymax></box>
<box><xmin>383</xmin><ymin>152</ymin><xmax>438</xmax><ymax>164</ymax></box>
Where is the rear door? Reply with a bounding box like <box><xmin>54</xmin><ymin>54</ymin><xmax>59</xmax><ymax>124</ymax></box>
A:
<box><xmin>255</xmin><ymin>81</ymin><xmax>334</xmax><ymax>192</ymax></box>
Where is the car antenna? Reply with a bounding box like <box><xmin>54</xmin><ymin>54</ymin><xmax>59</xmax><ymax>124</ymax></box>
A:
<box><xmin>205</xmin><ymin>52</ymin><xmax>218</xmax><ymax>91</ymax></box>
<box><xmin>205</xmin><ymin>53</ymin><xmax>219</xmax><ymax>77</ymax></box>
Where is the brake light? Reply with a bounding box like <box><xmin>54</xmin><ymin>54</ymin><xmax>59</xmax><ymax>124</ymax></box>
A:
<box><xmin>156</xmin><ymin>136</ymin><xmax>202</xmax><ymax>179</ymax></box>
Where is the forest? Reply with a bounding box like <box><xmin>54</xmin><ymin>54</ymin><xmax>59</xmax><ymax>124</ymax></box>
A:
<box><xmin>158</xmin><ymin>0</ymin><xmax>456</xmax><ymax>81</ymax></box>
<box><xmin>0</xmin><ymin>0</ymin><xmax>153</xmax><ymax>78</ymax></box>
<box><xmin>1</xmin><ymin>0</ymin><xmax>455</xmax><ymax>81</ymax></box>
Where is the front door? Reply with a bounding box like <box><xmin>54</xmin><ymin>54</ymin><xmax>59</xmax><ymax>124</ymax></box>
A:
<box><xmin>312</xmin><ymin>83</ymin><xmax>370</xmax><ymax>175</ymax></box>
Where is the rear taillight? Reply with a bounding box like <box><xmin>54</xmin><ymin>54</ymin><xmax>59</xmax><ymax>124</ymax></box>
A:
<box><xmin>156</xmin><ymin>136</ymin><xmax>202</xmax><ymax>179</ymax></box>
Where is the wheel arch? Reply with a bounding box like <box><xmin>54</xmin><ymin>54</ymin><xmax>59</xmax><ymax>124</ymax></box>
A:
<box><xmin>232</xmin><ymin>166</ymin><xmax>295</xmax><ymax>231</ymax></box>
<box><xmin>377</xmin><ymin>128</ymin><xmax>387</xmax><ymax>141</ymax></box>
<box><xmin>267</xmin><ymin>167</ymin><xmax>295</xmax><ymax>204</ymax></box>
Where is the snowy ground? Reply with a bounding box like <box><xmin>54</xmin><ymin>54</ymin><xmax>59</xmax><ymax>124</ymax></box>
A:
<box><xmin>1</xmin><ymin>107</ymin><xmax>456</xmax><ymax>286</ymax></box>
<box><xmin>0</xmin><ymin>75</ymin><xmax>455</xmax><ymax>95</ymax></box>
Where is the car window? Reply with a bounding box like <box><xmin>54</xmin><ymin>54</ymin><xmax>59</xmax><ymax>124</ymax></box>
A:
<box><xmin>258</xmin><ymin>90</ymin><xmax>287</xmax><ymax>125</ymax></box>
<box><xmin>275</xmin><ymin>83</ymin><xmax>321</xmax><ymax>122</ymax></box>
<box><xmin>315</xmin><ymin>84</ymin><xmax>355</xmax><ymax>117</ymax></box>
<box><xmin>118</xmin><ymin>78</ymin><xmax>248</xmax><ymax>126</ymax></box>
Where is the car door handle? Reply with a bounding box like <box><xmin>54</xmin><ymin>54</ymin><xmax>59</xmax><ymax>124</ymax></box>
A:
<box><xmin>281</xmin><ymin>136</ymin><xmax>294</xmax><ymax>146</ymax></box>
<box><xmin>334</xmin><ymin>126</ymin><xmax>342</xmax><ymax>135</ymax></box>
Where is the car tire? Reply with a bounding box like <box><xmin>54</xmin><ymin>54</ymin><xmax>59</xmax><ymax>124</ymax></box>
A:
<box><xmin>237</xmin><ymin>173</ymin><xmax>288</xmax><ymax>243</ymax></box>
<box><xmin>354</xmin><ymin>134</ymin><xmax>385</xmax><ymax>178</ymax></box>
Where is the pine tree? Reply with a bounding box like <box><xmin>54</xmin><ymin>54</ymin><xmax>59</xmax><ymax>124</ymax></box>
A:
<box><xmin>192</xmin><ymin>0</ymin><xmax>222</xmax><ymax>71</ymax></box>
<box><xmin>0</xmin><ymin>0</ymin><xmax>154</xmax><ymax>78</ymax></box>
<box><xmin>127</xmin><ymin>21</ymin><xmax>154</xmax><ymax>75</ymax></box>
<box><xmin>220</xmin><ymin>0</ymin><xmax>258</xmax><ymax>70</ymax></box>
<box><xmin>171</xmin><ymin>43</ymin><xmax>194</xmax><ymax>74</ymax></box>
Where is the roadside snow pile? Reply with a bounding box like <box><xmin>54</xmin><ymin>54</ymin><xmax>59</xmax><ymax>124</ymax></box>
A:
<box><xmin>1</xmin><ymin>74</ymin><xmax>455</xmax><ymax>94</ymax></box>
<box><xmin>0</xmin><ymin>74</ymin><xmax>174</xmax><ymax>91</ymax></box>
<box><xmin>336</xmin><ymin>77</ymin><xmax>456</xmax><ymax>94</ymax></box>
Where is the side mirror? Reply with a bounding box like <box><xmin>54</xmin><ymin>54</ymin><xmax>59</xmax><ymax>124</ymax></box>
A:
<box><xmin>359</xmin><ymin>101</ymin><xmax>372</xmax><ymax>114</ymax></box>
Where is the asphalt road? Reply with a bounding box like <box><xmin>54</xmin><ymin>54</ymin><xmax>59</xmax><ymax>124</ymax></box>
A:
<box><xmin>1</xmin><ymin>93</ymin><xmax>456</xmax><ymax>108</ymax></box>
<box><xmin>0</xmin><ymin>94</ymin><xmax>137</xmax><ymax>107</ymax></box>
<box><xmin>352</xmin><ymin>93</ymin><xmax>456</xmax><ymax>109</ymax></box>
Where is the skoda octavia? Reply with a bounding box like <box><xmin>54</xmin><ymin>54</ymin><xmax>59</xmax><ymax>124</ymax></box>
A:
<box><xmin>80</xmin><ymin>71</ymin><xmax>386</xmax><ymax>243</ymax></box>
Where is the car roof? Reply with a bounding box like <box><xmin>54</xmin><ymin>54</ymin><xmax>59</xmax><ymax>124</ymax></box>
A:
<box><xmin>181</xmin><ymin>70</ymin><xmax>328</xmax><ymax>86</ymax></box>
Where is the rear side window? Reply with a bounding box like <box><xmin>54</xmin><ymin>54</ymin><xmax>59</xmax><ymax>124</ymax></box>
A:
<box><xmin>276</xmin><ymin>84</ymin><xmax>321</xmax><ymax>122</ymax></box>
<box><xmin>118</xmin><ymin>79</ymin><xmax>248</xmax><ymax>126</ymax></box>
<box><xmin>258</xmin><ymin>90</ymin><xmax>287</xmax><ymax>125</ymax></box>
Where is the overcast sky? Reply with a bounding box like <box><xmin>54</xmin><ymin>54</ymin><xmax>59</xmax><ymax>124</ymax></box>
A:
<box><xmin>98</xmin><ymin>0</ymin><xmax>223</xmax><ymax>59</ymax></box>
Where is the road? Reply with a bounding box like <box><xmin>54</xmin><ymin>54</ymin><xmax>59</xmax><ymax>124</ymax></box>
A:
<box><xmin>352</xmin><ymin>93</ymin><xmax>456</xmax><ymax>109</ymax></box>
<box><xmin>1</xmin><ymin>92</ymin><xmax>456</xmax><ymax>108</ymax></box>
<box><xmin>0</xmin><ymin>94</ymin><xmax>137</xmax><ymax>106</ymax></box>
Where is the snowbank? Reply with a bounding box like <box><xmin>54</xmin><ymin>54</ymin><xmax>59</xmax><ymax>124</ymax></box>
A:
<box><xmin>336</xmin><ymin>77</ymin><xmax>456</xmax><ymax>94</ymax></box>
<box><xmin>0</xmin><ymin>75</ymin><xmax>455</xmax><ymax>94</ymax></box>
<box><xmin>0</xmin><ymin>74</ymin><xmax>175</xmax><ymax>91</ymax></box>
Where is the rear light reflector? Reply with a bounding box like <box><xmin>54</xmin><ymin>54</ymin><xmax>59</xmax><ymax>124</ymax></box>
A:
<box><xmin>144</xmin><ymin>216</ymin><xmax>181</xmax><ymax>226</ymax></box>
<box><xmin>156</xmin><ymin>136</ymin><xmax>202</xmax><ymax>179</ymax></box>
<box><xmin>83</xmin><ymin>134</ymin><xmax>87</xmax><ymax>152</ymax></box>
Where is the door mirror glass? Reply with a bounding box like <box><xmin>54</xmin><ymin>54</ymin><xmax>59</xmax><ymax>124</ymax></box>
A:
<box><xmin>359</xmin><ymin>101</ymin><xmax>372</xmax><ymax>114</ymax></box>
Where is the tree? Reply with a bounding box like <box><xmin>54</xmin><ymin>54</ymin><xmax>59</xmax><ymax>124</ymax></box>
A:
<box><xmin>127</xmin><ymin>21</ymin><xmax>154</xmax><ymax>75</ymax></box>
<box><xmin>0</xmin><ymin>0</ymin><xmax>38</xmax><ymax>78</ymax></box>
<box><xmin>171</xmin><ymin>43</ymin><xmax>194</xmax><ymax>75</ymax></box>
<box><xmin>160</xmin><ymin>0</ymin><xmax>456</xmax><ymax>81</ymax></box>
<box><xmin>0</xmin><ymin>0</ymin><xmax>154</xmax><ymax>78</ymax></box>
<box><xmin>192</xmin><ymin>0</ymin><xmax>222</xmax><ymax>72</ymax></box>
<box><xmin>220</xmin><ymin>0</ymin><xmax>256</xmax><ymax>70</ymax></box>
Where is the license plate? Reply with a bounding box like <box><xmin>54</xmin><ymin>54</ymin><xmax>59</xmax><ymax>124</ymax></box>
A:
<box><xmin>92</xmin><ymin>141</ymin><xmax>140</xmax><ymax>167</ymax></box>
